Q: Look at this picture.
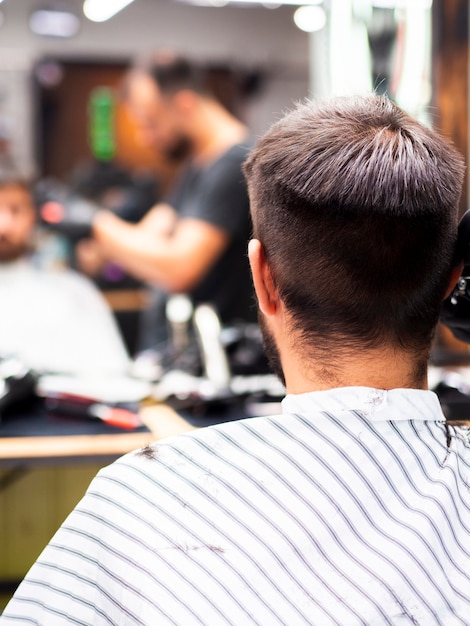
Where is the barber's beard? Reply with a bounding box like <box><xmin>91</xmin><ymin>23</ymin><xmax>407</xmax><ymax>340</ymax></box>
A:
<box><xmin>258</xmin><ymin>312</ymin><xmax>286</xmax><ymax>387</ymax></box>
<box><xmin>0</xmin><ymin>238</ymin><xmax>31</xmax><ymax>262</ymax></box>
<box><xmin>164</xmin><ymin>135</ymin><xmax>193</xmax><ymax>164</ymax></box>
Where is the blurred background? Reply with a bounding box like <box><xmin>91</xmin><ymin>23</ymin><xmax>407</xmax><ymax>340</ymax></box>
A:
<box><xmin>0</xmin><ymin>0</ymin><xmax>464</xmax><ymax>204</ymax></box>
<box><xmin>0</xmin><ymin>0</ymin><xmax>462</xmax><ymax>353</ymax></box>
<box><xmin>0</xmin><ymin>0</ymin><xmax>453</xmax><ymax>184</ymax></box>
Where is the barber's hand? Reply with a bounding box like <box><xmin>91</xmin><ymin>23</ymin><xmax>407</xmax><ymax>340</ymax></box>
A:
<box><xmin>75</xmin><ymin>238</ymin><xmax>107</xmax><ymax>277</ymax></box>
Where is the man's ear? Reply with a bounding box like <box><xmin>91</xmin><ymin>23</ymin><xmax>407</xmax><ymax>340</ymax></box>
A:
<box><xmin>445</xmin><ymin>261</ymin><xmax>464</xmax><ymax>298</ymax></box>
<box><xmin>248</xmin><ymin>239</ymin><xmax>279</xmax><ymax>316</ymax></box>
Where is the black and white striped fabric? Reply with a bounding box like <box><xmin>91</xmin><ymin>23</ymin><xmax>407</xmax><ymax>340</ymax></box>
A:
<box><xmin>2</xmin><ymin>387</ymin><xmax>470</xmax><ymax>625</ymax></box>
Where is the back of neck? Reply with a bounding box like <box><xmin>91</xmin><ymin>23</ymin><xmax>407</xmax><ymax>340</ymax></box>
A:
<box><xmin>283</xmin><ymin>345</ymin><xmax>428</xmax><ymax>394</ymax></box>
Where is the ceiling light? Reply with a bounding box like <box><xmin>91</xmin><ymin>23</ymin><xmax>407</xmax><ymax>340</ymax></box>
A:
<box><xmin>180</xmin><ymin>0</ymin><xmax>227</xmax><ymax>6</ymax></box>
<box><xmin>294</xmin><ymin>5</ymin><xmax>326</xmax><ymax>31</ymax></box>
<box><xmin>83</xmin><ymin>0</ymin><xmax>135</xmax><ymax>22</ymax></box>
<box><xmin>29</xmin><ymin>9</ymin><xmax>80</xmax><ymax>38</ymax></box>
<box><xmin>372</xmin><ymin>0</ymin><xmax>432</xmax><ymax>7</ymax></box>
<box><xmin>178</xmin><ymin>0</ymin><xmax>322</xmax><ymax>5</ymax></box>
<box><xmin>189</xmin><ymin>0</ymin><xmax>229</xmax><ymax>6</ymax></box>
<box><xmin>255</xmin><ymin>0</ymin><xmax>322</xmax><ymax>4</ymax></box>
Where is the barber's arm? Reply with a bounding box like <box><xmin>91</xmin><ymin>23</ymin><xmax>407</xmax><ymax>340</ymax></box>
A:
<box><xmin>92</xmin><ymin>206</ymin><xmax>228</xmax><ymax>292</ymax></box>
<box><xmin>76</xmin><ymin>202</ymin><xmax>178</xmax><ymax>277</ymax></box>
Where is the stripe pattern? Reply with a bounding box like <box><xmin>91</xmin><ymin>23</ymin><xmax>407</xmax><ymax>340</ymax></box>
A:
<box><xmin>1</xmin><ymin>387</ymin><xmax>470</xmax><ymax>625</ymax></box>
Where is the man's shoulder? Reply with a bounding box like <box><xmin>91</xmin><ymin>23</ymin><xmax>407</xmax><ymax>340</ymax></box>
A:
<box><xmin>1</xmin><ymin>260</ymin><xmax>96</xmax><ymax>292</ymax></box>
<box><xmin>96</xmin><ymin>408</ymin><xmax>344</xmax><ymax>500</ymax></box>
<box><xmin>102</xmin><ymin>414</ymin><xmax>283</xmax><ymax>480</ymax></box>
<box><xmin>86</xmin><ymin>413</ymin><xmax>292</xmax><ymax>528</ymax></box>
<box><xmin>98</xmin><ymin>388</ymin><xmax>468</xmax><ymax>493</ymax></box>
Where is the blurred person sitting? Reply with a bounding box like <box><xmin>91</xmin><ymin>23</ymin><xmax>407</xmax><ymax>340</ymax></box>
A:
<box><xmin>0</xmin><ymin>169</ymin><xmax>129</xmax><ymax>376</ymax></box>
<box><xmin>2</xmin><ymin>95</ymin><xmax>470</xmax><ymax>624</ymax></box>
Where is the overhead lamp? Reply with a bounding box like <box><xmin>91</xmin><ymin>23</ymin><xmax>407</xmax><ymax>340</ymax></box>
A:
<box><xmin>236</xmin><ymin>0</ymin><xmax>322</xmax><ymax>4</ymax></box>
<box><xmin>83</xmin><ymin>0</ymin><xmax>135</xmax><ymax>22</ymax></box>
<box><xmin>371</xmin><ymin>0</ymin><xmax>432</xmax><ymax>7</ymax></box>
<box><xmin>185</xmin><ymin>0</ymin><xmax>228</xmax><ymax>6</ymax></box>
<box><xmin>294</xmin><ymin>5</ymin><xmax>326</xmax><ymax>31</ymax></box>
<box><xmin>29</xmin><ymin>9</ymin><xmax>80</xmax><ymax>38</ymax></box>
<box><xmin>178</xmin><ymin>0</ymin><xmax>323</xmax><ymax>6</ymax></box>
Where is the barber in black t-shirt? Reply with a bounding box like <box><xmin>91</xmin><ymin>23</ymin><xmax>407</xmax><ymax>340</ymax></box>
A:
<box><xmin>62</xmin><ymin>54</ymin><xmax>256</xmax><ymax>349</ymax></box>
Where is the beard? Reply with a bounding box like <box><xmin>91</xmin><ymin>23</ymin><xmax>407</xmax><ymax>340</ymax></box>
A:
<box><xmin>0</xmin><ymin>238</ymin><xmax>31</xmax><ymax>262</ymax></box>
<box><xmin>258</xmin><ymin>312</ymin><xmax>286</xmax><ymax>387</ymax></box>
<box><xmin>163</xmin><ymin>135</ymin><xmax>193</xmax><ymax>164</ymax></box>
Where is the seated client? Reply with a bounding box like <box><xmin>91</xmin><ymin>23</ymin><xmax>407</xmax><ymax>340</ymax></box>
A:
<box><xmin>1</xmin><ymin>96</ymin><xmax>469</xmax><ymax>624</ymax></box>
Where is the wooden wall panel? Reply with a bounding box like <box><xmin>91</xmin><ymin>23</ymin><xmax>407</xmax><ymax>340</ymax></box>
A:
<box><xmin>37</xmin><ymin>61</ymin><xmax>174</xmax><ymax>185</ymax></box>
<box><xmin>431</xmin><ymin>0</ymin><xmax>470</xmax><ymax>360</ymax></box>
<box><xmin>432</xmin><ymin>0</ymin><xmax>468</xmax><ymax>214</ymax></box>
<box><xmin>0</xmin><ymin>464</ymin><xmax>102</xmax><ymax>610</ymax></box>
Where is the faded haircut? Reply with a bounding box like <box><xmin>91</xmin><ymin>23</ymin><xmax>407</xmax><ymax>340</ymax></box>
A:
<box><xmin>243</xmin><ymin>95</ymin><xmax>465</xmax><ymax>357</ymax></box>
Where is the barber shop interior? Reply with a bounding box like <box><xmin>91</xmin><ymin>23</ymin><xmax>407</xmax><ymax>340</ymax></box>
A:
<box><xmin>0</xmin><ymin>0</ymin><xmax>469</xmax><ymax>623</ymax></box>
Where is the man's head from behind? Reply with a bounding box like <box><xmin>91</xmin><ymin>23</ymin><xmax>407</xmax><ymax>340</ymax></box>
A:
<box><xmin>244</xmin><ymin>95</ymin><xmax>465</xmax><ymax>387</ymax></box>
<box><xmin>124</xmin><ymin>54</ymin><xmax>208</xmax><ymax>162</ymax></box>
<box><xmin>0</xmin><ymin>172</ymin><xmax>35</xmax><ymax>262</ymax></box>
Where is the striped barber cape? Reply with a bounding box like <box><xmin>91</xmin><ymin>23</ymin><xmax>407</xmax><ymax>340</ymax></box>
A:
<box><xmin>1</xmin><ymin>387</ymin><xmax>470</xmax><ymax>625</ymax></box>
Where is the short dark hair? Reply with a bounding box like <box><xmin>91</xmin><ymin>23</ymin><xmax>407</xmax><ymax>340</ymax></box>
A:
<box><xmin>243</xmin><ymin>95</ymin><xmax>465</xmax><ymax>358</ymax></box>
<box><xmin>139</xmin><ymin>53</ymin><xmax>206</xmax><ymax>97</ymax></box>
<box><xmin>0</xmin><ymin>166</ymin><xmax>37</xmax><ymax>220</ymax></box>
<box><xmin>126</xmin><ymin>53</ymin><xmax>253</xmax><ymax>115</ymax></box>
<box><xmin>0</xmin><ymin>164</ymin><xmax>31</xmax><ymax>192</ymax></box>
